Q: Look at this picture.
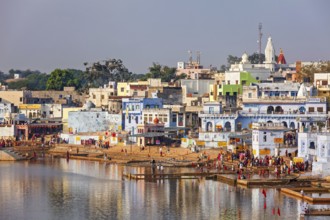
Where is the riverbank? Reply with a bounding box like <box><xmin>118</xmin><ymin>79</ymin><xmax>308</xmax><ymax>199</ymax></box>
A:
<box><xmin>47</xmin><ymin>143</ymin><xmax>222</xmax><ymax>166</ymax></box>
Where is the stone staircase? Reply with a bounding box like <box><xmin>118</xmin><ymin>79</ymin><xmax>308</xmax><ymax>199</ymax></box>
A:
<box><xmin>0</xmin><ymin>148</ymin><xmax>33</xmax><ymax>161</ymax></box>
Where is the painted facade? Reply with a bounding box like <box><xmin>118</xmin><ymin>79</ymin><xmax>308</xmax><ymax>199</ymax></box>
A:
<box><xmin>19</xmin><ymin>104</ymin><xmax>62</xmax><ymax>119</ymax></box>
<box><xmin>252</xmin><ymin>122</ymin><xmax>296</xmax><ymax>157</ymax></box>
<box><xmin>142</xmin><ymin>108</ymin><xmax>172</xmax><ymax>127</ymax></box>
<box><xmin>122</xmin><ymin>98</ymin><xmax>163</xmax><ymax>135</ymax></box>
<box><xmin>68</xmin><ymin>110</ymin><xmax>110</xmax><ymax>133</ymax></box>
<box><xmin>0</xmin><ymin>100</ymin><xmax>14</xmax><ymax>122</ymax></box>
<box><xmin>88</xmin><ymin>82</ymin><xmax>116</xmax><ymax>107</ymax></box>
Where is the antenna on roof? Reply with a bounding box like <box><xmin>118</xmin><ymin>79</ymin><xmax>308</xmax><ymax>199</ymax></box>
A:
<box><xmin>188</xmin><ymin>50</ymin><xmax>192</xmax><ymax>64</ymax></box>
<box><xmin>196</xmin><ymin>51</ymin><xmax>201</xmax><ymax>64</ymax></box>
<box><xmin>258</xmin><ymin>23</ymin><xmax>263</xmax><ymax>64</ymax></box>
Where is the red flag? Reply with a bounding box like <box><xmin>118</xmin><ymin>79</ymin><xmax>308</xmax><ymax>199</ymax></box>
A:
<box><xmin>262</xmin><ymin>189</ymin><xmax>267</xmax><ymax>198</ymax></box>
<box><xmin>277</xmin><ymin>207</ymin><xmax>281</xmax><ymax>216</ymax></box>
<box><xmin>272</xmin><ymin>207</ymin><xmax>275</xmax><ymax>215</ymax></box>
<box><xmin>264</xmin><ymin>200</ymin><xmax>267</xmax><ymax>209</ymax></box>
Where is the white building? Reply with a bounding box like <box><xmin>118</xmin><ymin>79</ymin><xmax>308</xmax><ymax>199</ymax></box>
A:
<box><xmin>0</xmin><ymin>99</ymin><xmax>14</xmax><ymax>123</ymax></box>
<box><xmin>198</xmin><ymin>102</ymin><xmax>236</xmax><ymax>148</ymax></box>
<box><xmin>314</xmin><ymin>73</ymin><xmax>330</xmax><ymax>87</ymax></box>
<box><xmin>68</xmin><ymin>110</ymin><xmax>110</xmax><ymax>133</ymax></box>
<box><xmin>298</xmin><ymin>130</ymin><xmax>330</xmax><ymax>176</ymax></box>
<box><xmin>142</xmin><ymin>108</ymin><xmax>172</xmax><ymax>127</ymax></box>
<box><xmin>252</xmin><ymin>122</ymin><xmax>296</xmax><ymax>157</ymax></box>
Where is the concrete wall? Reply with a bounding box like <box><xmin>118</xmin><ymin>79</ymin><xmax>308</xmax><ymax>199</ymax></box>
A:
<box><xmin>68</xmin><ymin>111</ymin><xmax>109</xmax><ymax>133</ymax></box>
<box><xmin>0</xmin><ymin>125</ymin><xmax>15</xmax><ymax>137</ymax></box>
<box><xmin>0</xmin><ymin>151</ymin><xmax>16</xmax><ymax>161</ymax></box>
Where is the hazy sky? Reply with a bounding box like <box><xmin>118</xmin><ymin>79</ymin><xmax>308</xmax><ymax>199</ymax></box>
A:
<box><xmin>1</xmin><ymin>0</ymin><xmax>329</xmax><ymax>74</ymax></box>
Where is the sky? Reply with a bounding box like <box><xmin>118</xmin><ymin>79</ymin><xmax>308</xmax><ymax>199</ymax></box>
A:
<box><xmin>0</xmin><ymin>0</ymin><xmax>329</xmax><ymax>74</ymax></box>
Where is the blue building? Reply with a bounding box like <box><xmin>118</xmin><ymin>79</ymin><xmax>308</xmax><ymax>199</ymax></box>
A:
<box><xmin>198</xmin><ymin>83</ymin><xmax>328</xmax><ymax>150</ymax></box>
<box><xmin>122</xmin><ymin>98</ymin><xmax>163</xmax><ymax>135</ymax></box>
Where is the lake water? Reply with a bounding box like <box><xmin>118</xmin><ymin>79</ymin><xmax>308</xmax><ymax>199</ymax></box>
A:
<box><xmin>0</xmin><ymin>158</ymin><xmax>328</xmax><ymax>220</ymax></box>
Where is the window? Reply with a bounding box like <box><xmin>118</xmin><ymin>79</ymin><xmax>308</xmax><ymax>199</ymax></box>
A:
<box><xmin>101</xmin><ymin>95</ymin><xmax>104</xmax><ymax>100</ymax></box>
<box><xmin>227</xmin><ymin>80</ymin><xmax>230</xmax><ymax>85</ymax></box>
<box><xmin>144</xmin><ymin>115</ymin><xmax>147</xmax><ymax>123</ymax></box>
<box><xmin>149</xmin><ymin>114</ymin><xmax>153</xmax><ymax>122</ymax></box>
<box><xmin>172</xmin><ymin>114</ymin><xmax>177</xmax><ymax>123</ymax></box>
<box><xmin>309</xmin><ymin>142</ymin><xmax>315</xmax><ymax>149</ymax></box>
<box><xmin>93</xmin><ymin>95</ymin><xmax>96</xmax><ymax>99</ymax></box>
<box><xmin>235</xmin><ymin>80</ymin><xmax>239</xmax><ymax>85</ymax></box>
<box><xmin>20</xmin><ymin>97</ymin><xmax>23</xmax><ymax>102</ymax></box>
<box><xmin>121</xmin><ymin>88</ymin><xmax>124</xmax><ymax>92</ymax></box>
<box><xmin>308</xmin><ymin>107</ymin><xmax>315</xmax><ymax>112</ymax></box>
<box><xmin>317</xmin><ymin>107</ymin><xmax>323</xmax><ymax>112</ymax></box>
<box><xmin>209</xmin><ymin>107</ymin><xmax>214</xmax><ymax>113</ymax></box>
<box><xmin>248</xmin><ymin>93</ymin><xmax>252</xmax><ymax>98</ymax></box>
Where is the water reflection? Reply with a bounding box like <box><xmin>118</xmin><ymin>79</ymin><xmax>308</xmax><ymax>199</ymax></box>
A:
<box><xmin>0</xmin><ymin>159</ymin><xmax>328</xmax><ymax>219</ymax></box>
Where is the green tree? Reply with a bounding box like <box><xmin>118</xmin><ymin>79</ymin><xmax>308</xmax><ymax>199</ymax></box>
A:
<box><xmin>298</xmin><ymin>61</ymin><xmax>330</xmax><ymax>82</ymax></box>
<box><xmin>142</xmin><ymin>63</ymin><xmax>182</xmax><ymax>82</ymax></box>
<box><xmin>84</xmin><ymin>58</ymin><xmax>133</xmax><ymax>89</ymax></box>
<box><xmin>219</xmin><ymin>65</ymin><xmax>227</xmax><ymax>72</ymax></box>
<box><xmin>227</xmin><ymin>55</ymin><xmax>241</xmax><ymax>66</ymax></box>
<box><xmin>46</xmin><ymin>69</ymin><xmax>78</xmax><ymax>90</ymax></box>
<box><xmin>248</xmin><ymin>53</ymin><xmax>265</xmax><ymax>64</ymax></box>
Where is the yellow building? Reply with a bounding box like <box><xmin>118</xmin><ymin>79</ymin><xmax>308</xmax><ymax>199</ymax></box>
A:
<box><xmin>117</xmin><ymin>82</ymin><xmax>129</xmax><ymax>96</ymax></box>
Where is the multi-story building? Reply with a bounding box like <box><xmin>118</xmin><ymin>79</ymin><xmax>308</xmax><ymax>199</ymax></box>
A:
<box><xmin>122</xmin><ymin>97</ymin><xmax>163</xmax><ymax>135</ymax></box>
<box><xmin>0</xmin><ymin>90</ymin><xmax>32</xmax><ymax>107</ymax></box>
<box><xmin>0</xmin><ymin>99</ymin><xmax>14</xmax><ymax>123</ymax></box>
<box><xmin>298</xmin><ymin>130</ymin><xmax>330</xmax><ymax>176</ymax></box>
<box><xmin>88</xmin><ymin>82</ymin><xmax>116</xmax><ymax>108</ymax></box>
<box><xmin>252</xmin><ymin>122</ymin><xmax>296</xmax><ymax>157</ymax></box>
<box><xmin>19</xmin><ymin>104</ymin><xmax>62</xmax><ymax>119</ymax></box>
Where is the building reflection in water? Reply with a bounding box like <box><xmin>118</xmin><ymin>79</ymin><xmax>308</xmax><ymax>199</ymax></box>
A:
<box><xmin>0</xmin><ymin>159</ymin><xmax>305</xmax><ymax>219</ymax></box>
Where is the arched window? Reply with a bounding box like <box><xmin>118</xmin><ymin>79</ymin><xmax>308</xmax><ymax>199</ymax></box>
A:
<box><xmin>290</xmin><ymin>122</ymin><xmax>295</xmax><ymax>129</ymax></box>
<box><xmin>206</xmin><ymin>122</ymin><xmax>213</xmax><ymax>132</ymax></box>
<box><xmin>275</xmin><ymin>106</ymin><xmax>283</xmax><ymax>114</ymax></box>
<box><xmin>282</xmin><ymin>121</ymin><xmax>288</xmax><ymax>128</ymax></box>
<box><xmin>267</xmin><ymin>106</ymin><xmax>274</xmax><ymax>114</ymax></box>
<box><xmin>224</xmin><ymin>122</ymin><xmax>231</xmax><ymax>132</ymax></box>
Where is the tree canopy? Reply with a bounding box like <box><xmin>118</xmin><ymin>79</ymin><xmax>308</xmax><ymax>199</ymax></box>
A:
<box><xmin>46</xmin><ymin>69</ymin><xmax>79</xmax><ymax>90</ymax></box>
<box><xmin>225</xmin><ymin>53</ymin><xmax>278</xmax><ymax>69</ymax></box>
<box><xmin>84</xmin><ymin>59</ymin><xmax>134</xmax><ymax>88</ymax></box>
<box><xmin>298</xmin><ymin>61</ymin><xmax>330</xmax><ymax>82</ymax></box>
<box><xmin>142</xmin><ymin>63</ymin><xmax>185</xmax><ymax>82</ymax></box>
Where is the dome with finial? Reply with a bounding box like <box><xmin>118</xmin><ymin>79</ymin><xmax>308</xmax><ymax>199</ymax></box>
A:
<box><xmin>241</xmin><ymin>52</ymin><xmax>250</xmax><ymax>64</ymax></box>
<box><xmin>277</xmin><ymin>48</ymin><xmax>287</xmax><ymax>64</ymax></box>
<box><xmin>297</xmin><ymin>83</ymin><xmax>307</xmax><ymax>98</ymax></box>
<box><xmin>153</xmin><ymin>116</ymin><xmax>159</xmax><ymax>124</ymax></box>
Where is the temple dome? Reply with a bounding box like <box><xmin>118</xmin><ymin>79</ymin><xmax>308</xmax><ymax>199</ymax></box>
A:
<box><xmin>277</xmin><ymin>48</ymin><xmax>287</xmax><ymax>64</ymax></box>
<box><xmin>297</xmin><ymin>84</ymin><xmax>307</xmax><ymax>98</ymax></box>
<box><xmin>241</xmin><ymin>52</ymin><xmax>250</xmax><ymax>64</ymax></box>
<box><xmin>153</xmin><ymin>117</ymin><xmax>159</xmax><ymax>124</ymax></box>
